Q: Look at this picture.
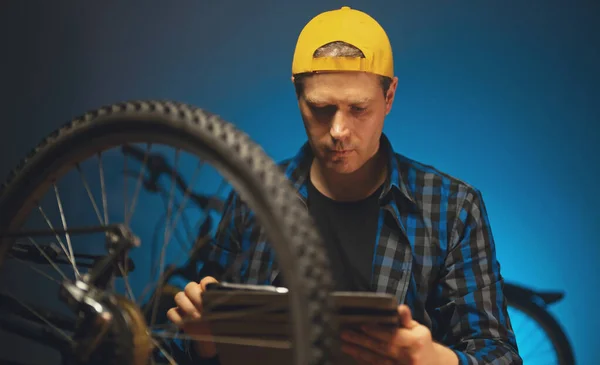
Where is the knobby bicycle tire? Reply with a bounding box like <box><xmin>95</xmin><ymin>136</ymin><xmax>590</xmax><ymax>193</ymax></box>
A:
<box><xmin>507</xmin><ymin>297</ymin><xmax>575</xmax><ymax>365</ymax></box>
<box><xmin>0</xmin><ymin>100</ymin><xmax>337</xmax><ymax>365</ymax></box>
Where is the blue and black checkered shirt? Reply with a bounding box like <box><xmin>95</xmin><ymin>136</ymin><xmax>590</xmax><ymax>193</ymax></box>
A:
<box><xmin>174</xmin><ymin>133</ymin><xmax>521</xmax><ymax>365</ymax></box>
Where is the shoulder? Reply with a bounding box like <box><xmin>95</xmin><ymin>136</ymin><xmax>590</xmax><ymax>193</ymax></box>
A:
<box><xmin>392</xmin><ymin>152</ymin><xmax>484</xmax><ymax>210</ymax></box>
<box><xmin>392</xmin><ymin>153</ymin><xmax>493</xmax><ymax>249</ymax></box>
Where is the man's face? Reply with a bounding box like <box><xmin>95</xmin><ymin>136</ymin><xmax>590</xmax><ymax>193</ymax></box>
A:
<box><xmin>297</xmin><ymin>71</ymin><xmax>397</xmax><ymax>174</ymax></box>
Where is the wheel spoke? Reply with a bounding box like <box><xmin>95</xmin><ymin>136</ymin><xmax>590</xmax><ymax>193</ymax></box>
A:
<box><xmin>163</xmin><ymin>160</ymin><xmax>205</xmax><ymax>254</ymax></box>
<box><xmin>519</xmin><ymin>320</ymin><xmax>544</xmax><ymax>350</ymax></box>
<box><xmin>513</xmin><ymin>311</ymin><xmax>530</xmax><ymax>338</ymax></box>
<box><xmin>124</xmin><ymin>151</ymin><xmax>129</xmax><ymax>224</ymax></box>
<box><xmin>117</xmin><ymin>261</ymin><xmax>136</xmax><ymax>302</ymax></box>
<box><xmin>8</xmin><ymin>254</ymin><xmax>62</xmax><ymax>284</ymax></box>
<box><xmin>125</xmin><ymin>143</ymin><xmax>152</xmax><ymax>226</ymax></box>
<box><xmin>150</xmin><ymin>149</ymin><xmax>181</xmax><ymax>327</ymax></box>
<box><xmin>522</xmin><ymin>344</ymin><xmax>557</xmax><ymax>363</ymax></box>
<box><xmin>509</xmin><ymin>306</ymin><xmax>563</xmax><ymax>364</ymax></box>
<box><xmin>1</xmin><ymin>291</ymin><xmax>74</xmax><ymax>344</ymax></box>
<box><xmin>26</xmin><ymin>236</ymin><xmax>68</xmax><ymax>280</ymax></box>
<box><xmin>521</xmin><ymin>333</ymin><xmax>555</xmax><ymax>362</ymax></box>
<box><xmin>37</xmin><ymin>205</ymin><xmax>79</xmax><ymax>279</ymax></box>
<box><xmin>52</xmin><ymin>184</ymin><xmax>79</xmax><ymax>279</ymax></box>
<box><xmin>217</xmin><ymin>219</ymin><xmax>267</xmax><ymax>284</ymax></box>
<box><xmin>162</xmin><ymin>149</ymin><xmax>180</xmax><ymax>252</ymax></box>
<box><xmin>98</xmin><ymin>152</ymin><xmax>109</xmax><ymax>225</ymax></box>
<box><xmin>76</xmin><ymin>163</ymin><xmax>104</xmax><ymax>226</ymax></box>
<box><xmin>154</xmin><ymin>188</ymin><xmax>196</xmax><ymax>260</ymax></box>
<box><xmin>142</xmin><ymin>165</ymin><xmax>228</xmax><ymax>306</ymax></box>
<box><xmin>138</xmin><ymin>233</ymin><xmax>210</xmax><ymax>312</ymax></box>
<box><xmin>151</xmin><ymin>338</ymin><xmax>177</xmax><ymax>365</ymax></box>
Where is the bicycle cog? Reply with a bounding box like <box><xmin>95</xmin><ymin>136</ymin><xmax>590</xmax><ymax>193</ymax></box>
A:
<box><xmin>72</xmin><ymin>293</ymin><xmax>152</xmax><ymax>365</ymax></box>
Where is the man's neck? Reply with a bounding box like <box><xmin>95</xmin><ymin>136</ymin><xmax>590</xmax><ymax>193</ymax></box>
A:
<box><xmin>310</xmin><ymin>147</ymin><xmax>388</xmax><ymax>202</ymax></box>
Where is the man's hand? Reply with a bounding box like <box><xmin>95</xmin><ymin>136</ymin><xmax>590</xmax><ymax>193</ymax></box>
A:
<box><xmin>341</xmin><ymin>305</ymin><xmax>459</xmax><ymax>365</ymax></box>
<box><xmin>166</xmin><ymin>276</ymin><xmax>219</xmax><ymax>358</ymax></box>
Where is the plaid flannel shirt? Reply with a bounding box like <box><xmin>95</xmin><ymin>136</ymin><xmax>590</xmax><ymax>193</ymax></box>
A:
<box><xmin>171</xmin><ymin>133</ymin><xmax>521</xmax><ymax>365</ymax></box>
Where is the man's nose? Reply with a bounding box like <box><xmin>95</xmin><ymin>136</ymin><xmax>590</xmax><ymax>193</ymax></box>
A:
<box><xmin>329</xmin><ymin>112</ymin><xmax>351</xmax><ymax>141</ymax></box>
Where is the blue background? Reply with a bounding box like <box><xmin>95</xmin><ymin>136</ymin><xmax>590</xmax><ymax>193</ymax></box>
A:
<box><xmin>1</xmin><ymin>1</ymin><xmax>598</xmax><ymax>363</ymax></box>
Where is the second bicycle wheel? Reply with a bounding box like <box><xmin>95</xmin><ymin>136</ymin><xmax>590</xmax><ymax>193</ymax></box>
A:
<box><xmin>507</xmin><ymin>295</ymin><xmax>575</xmax><ymax>365</ymax></box>
<box><xmin>0</xmin><ymin>101</ymin><xmax>337</xmax><ymax>365</ymax></box>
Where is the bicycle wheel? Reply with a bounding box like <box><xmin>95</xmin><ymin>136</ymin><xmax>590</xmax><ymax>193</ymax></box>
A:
<box><xmin>507</xmin><ymin>297</ymin><xmax>575</xmax><ymax>364</ymax></box>
<box><xmin>0</xmin><ymin>101</ymin><xmax>337</xmax><ymax>365</ymax></box>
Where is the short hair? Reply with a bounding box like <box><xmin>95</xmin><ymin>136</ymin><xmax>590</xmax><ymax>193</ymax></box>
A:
<box><xmin>293</xmin><ymin>41</ymin><xmax>393</xmax><ymax>99</ymax></box>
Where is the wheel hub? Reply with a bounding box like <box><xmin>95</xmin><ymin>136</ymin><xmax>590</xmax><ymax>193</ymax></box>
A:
<box><xmin>61</xmin><ymin>279</ymin><xmax>153</xmax><ymax>365</ymax></box>
<box><xmin>57</xmin><ymin>225</ymin><xmax>153</xmax><ymax>365</ymax></box>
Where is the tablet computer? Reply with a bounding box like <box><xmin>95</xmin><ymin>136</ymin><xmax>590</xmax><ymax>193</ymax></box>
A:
<box><xmin>199</xmin><ymin>283</ymin><xmax>399</xmax><ymax>365</ymax></box>
<box><xmin>201</xmin><ymin>282</ymin><xmax>399</xmax><ymax>337</ymax></box>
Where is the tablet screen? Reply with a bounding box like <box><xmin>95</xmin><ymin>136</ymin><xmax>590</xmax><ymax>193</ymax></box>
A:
<box><xmin>199</xmin><ymin>288</ymin><xmax>399</xmax><ymax>365</ymax></box>
<box><xmin>201</xmin><ymin>289</ymin><xmax>399</xmax><ymax>336</ymax></box>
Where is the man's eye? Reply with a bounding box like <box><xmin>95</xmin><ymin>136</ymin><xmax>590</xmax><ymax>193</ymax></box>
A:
<box><xmin>351</xmin><ymin>106</ymin><xmax>367</xmax><ymax>113</ymax></box>
<box><xmin>311</xmin><ymin>105</ymin><xmax>336</xmax><ymax>114</ymax></box>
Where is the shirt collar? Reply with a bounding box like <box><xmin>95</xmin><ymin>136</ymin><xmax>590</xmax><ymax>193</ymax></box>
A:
<box><xmin>283</xmin><ymin>133</ymin><xmax>417</xmax><ymax>206</ymax></box>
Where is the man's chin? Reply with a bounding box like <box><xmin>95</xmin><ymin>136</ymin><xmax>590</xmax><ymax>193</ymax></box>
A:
<box><xmin>324</xmin><ymin>160</ymin><xmax>360</xmax><ymax>174</ymax></box>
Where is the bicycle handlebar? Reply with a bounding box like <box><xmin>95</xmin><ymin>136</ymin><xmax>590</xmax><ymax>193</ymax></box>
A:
<box><xmin>120</xmin><ymin>145</ymin><xmax>225</xmax><ymax>213</ymax></box>
<box><xmin>120</xmin><ymin>144</ymin><xmax>227</xmax><ymax>284</ymax></box>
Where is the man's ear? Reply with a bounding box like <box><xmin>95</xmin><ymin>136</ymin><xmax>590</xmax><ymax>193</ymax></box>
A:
<box><xmin>385</xmin><ymin>76</ymin><xmax>399</xmax><ymax>115</ymax></box>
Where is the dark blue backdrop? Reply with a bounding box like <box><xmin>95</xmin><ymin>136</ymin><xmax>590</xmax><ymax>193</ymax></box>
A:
<box><xmin>2</xmin><ymin>1</ymin><xmax>598</xmax><ymax>363</ymax></box>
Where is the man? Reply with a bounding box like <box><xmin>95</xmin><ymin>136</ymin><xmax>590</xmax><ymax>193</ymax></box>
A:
<box><xmin>167</xmin><ymin>6</ymin><xmax>522</xmax><ymax>365</ymax></box>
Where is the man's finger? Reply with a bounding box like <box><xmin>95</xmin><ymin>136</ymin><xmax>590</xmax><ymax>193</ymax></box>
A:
<box><xmin>184</xmin><ymin>282</ymin><xmax>203</xmax><ymax>310</ymax></box>
<box><xmin>397</xmin><ymin>305</ymin><xmax>417</xmax><ymax>329</ymax></box>
<box><xmin>341</xmin><ymin>343</ymin><xmax>396</xmax><ymax>365</ymax></box>
<box><xmin>199</xmin><ymin>276</ymin><xmax>219</xmax><ymax>292</ymax></box>
<box><xmin>341</xmin><ymin>330</ymin><xmax>396</xmax><ymax>359</ymax></box>
<box><xmin>359</xmin><ymin>325</ymin><xmax>396</xmax><ymax>342</ymax></box>
<box><xmin>174</xmin><ymin>291</ymin><xmax>200</xmax><ymax>318</ymax></box>
<box><xmin>394</xmin><ymin>326</ymin><xmax>428</xmax><ymax>354</ymax></box>
<box><xmin>167</xmin><ymin>307</ymin><xmax>183</xmax><ymax>326</ymax></box>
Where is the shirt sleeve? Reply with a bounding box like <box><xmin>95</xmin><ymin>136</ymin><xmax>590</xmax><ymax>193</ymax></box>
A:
<box><xmin>435</xmin><ymin>187</ymin><xmax>522</xmax><ymax>364</ymax></box>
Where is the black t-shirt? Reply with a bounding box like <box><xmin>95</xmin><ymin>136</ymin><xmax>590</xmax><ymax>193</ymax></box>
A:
<box><xmin>307</xmin><ymin>178</ymin><xmax>383</xmax><ymax>292</ymax></box>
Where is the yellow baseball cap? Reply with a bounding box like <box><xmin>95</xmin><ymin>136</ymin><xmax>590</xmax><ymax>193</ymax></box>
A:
<box><xmin>291</xmin><ymin>6</ymin><xmax>394</xmax><ymax>78</ymax></box>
